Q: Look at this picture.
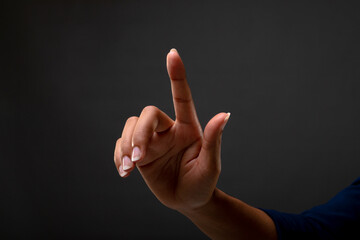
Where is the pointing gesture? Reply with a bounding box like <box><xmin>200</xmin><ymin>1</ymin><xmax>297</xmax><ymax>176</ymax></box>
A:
<box><xmin>167</xmin><ymin>48</ymin><xmax>199</xmax><ymax>125</ymax></box>
<box><xmin>114</xmin><ymin>49</ymin><xmax>230</xmax><ymax>210</ymax></box>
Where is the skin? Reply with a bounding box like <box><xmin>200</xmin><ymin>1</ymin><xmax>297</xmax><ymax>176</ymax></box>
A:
<box><xmin>114</xmin><ymin>49</ymin><xmax>277</xmax><ymax>239</ymax></box>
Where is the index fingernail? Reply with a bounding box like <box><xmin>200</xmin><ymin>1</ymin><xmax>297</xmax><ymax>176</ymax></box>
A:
<box><xmin>170</xmin><ymin>48</ymin><xmax>178</xmax><ymax>53</ymax></box>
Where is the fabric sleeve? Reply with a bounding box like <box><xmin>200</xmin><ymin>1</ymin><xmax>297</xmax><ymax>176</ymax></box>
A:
<box><xmin>260</xmin><ymin>177</ymin><xmax>360</xmax><ymax>240</ymax></box>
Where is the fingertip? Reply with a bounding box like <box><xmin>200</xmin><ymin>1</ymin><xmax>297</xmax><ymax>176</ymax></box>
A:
<box><xmin>203</xmin><ymin>112</ymin><xmax>231</xmax><ymax>142</ymax></box>
<box><xmin>225</xmin><ymin>112</ymin><xmax>231</xmax><ymax>121</ymax></box>
<box><xmin>212</xmin><ymin>112</ymin><xmax>231</xmax><ymax>124</ymax></box>
<box><xmin>167</xmin><ymin>48</ymin><xmax>181</xmax><ymax>61</ymax></box>
<box><xmin>167</xmin><ymin>48</ymin><xmax>179</xmax><ymax>66</ymax></box>
<box><xmin>222</xmin><ymin>112</ymin><xmax>231</xmax><ymax>130</ymax></box>
<box><xmin>119</xmin><ymin>165</ymin><xmax>128</xmax><ymax>178</ymax></box>
<box><xmin>167</xmin><ymin>50</ymin><xmax>186</xmax><ymax>82</ymax></box>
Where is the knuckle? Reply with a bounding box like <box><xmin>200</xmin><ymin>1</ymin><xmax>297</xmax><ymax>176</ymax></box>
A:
<box><xmin>116</xmin><ymin>137</ymin><xmax>122</xmax><ymax>146</ymax></box>
<box><xmin>132</xmin><ymin>132</ymin><xmax>147</xmax><ymax>146</ymax></box>
<box><xmin>174</xmin><ymin>96</ymin><xmax>192</xmax><ymax>103</ymax></box>
<box><xmin>126</xmin><ymin>116</ymin><xmax>138</xmax><ymax>125</ymax></box>
<box><xmin>142</xmin><ymin>105</ymin><xmax>158</xmax><ymax>115</ymax></box>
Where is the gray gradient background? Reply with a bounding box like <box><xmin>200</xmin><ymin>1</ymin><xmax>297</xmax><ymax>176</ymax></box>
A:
<box><xmin>1</xmin><ymin>1</ymin><xmax>360</xmax><ymax>239</ymax></box>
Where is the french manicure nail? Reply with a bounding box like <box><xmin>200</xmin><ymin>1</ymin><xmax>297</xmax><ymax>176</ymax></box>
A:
<box><xmin>131</xmin><ymin>146</ymin><xmax>141</xmax><ymax>162</ymax></box>
<box><xmin>119</xmin><ymin>166</ymin><xmax>127</xmax><ymax>177</ymax></box>
<box><xmin>122</xmin><ymin>156</ymin><xmax>132</xmax><ymax>171</ymax></box>
<box><xmin>224</xmin><ymin>112</ymin><xmax>231</xmax><ymax>122</ymax></box>
<box><xmin>222</xmin><ymin>112</ymin><xmax>231</xmax><ymax>130</ymax></box>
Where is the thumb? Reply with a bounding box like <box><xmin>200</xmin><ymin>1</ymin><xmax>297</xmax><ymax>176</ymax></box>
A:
<box><xmin>198</xmin><ymin>112</ymin><xmax>231</xmax><ymax>173</ymax></box>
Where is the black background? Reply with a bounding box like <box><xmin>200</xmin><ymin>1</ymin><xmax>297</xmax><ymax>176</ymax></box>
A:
<box><xmin>1</xmin><ymin>1</ymin><xmax>360</xmax><ymax>239</ymax></box>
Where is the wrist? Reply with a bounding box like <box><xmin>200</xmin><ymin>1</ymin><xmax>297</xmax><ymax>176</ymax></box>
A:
<box><xmin>177</xmin><ymin>188</ymin><xmax>277</xmax><ymax>240</ymax></box>
<box><xmin>177</xmin><ymin>188</ymin><xmax>222</xmax><ymax>217</ymax></box>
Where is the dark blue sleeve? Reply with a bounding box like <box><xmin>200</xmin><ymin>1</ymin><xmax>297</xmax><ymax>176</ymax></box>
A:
<box><xmin>261</xmin><ymin>178</ymin><xmax>360</xmax><ymax>240</ymax></box>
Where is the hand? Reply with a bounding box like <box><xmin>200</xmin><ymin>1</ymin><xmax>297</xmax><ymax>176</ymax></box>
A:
<box><xmin>114</xmin><ymin>49</ymin><xmax>230</xmax><ymax>211</ymax></box>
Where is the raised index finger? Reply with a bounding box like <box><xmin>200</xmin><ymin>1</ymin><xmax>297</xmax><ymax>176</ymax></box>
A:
<box><xmin>166</xmin><ymin>49</ymin><xmax>198</xmax><ymax>124</ymax></box>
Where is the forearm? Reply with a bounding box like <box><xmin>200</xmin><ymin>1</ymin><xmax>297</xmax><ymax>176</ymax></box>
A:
<box><xmin>179</xmin><ymin>188</ymin><xmax>277</xmax><ymax>240</ymax></box>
